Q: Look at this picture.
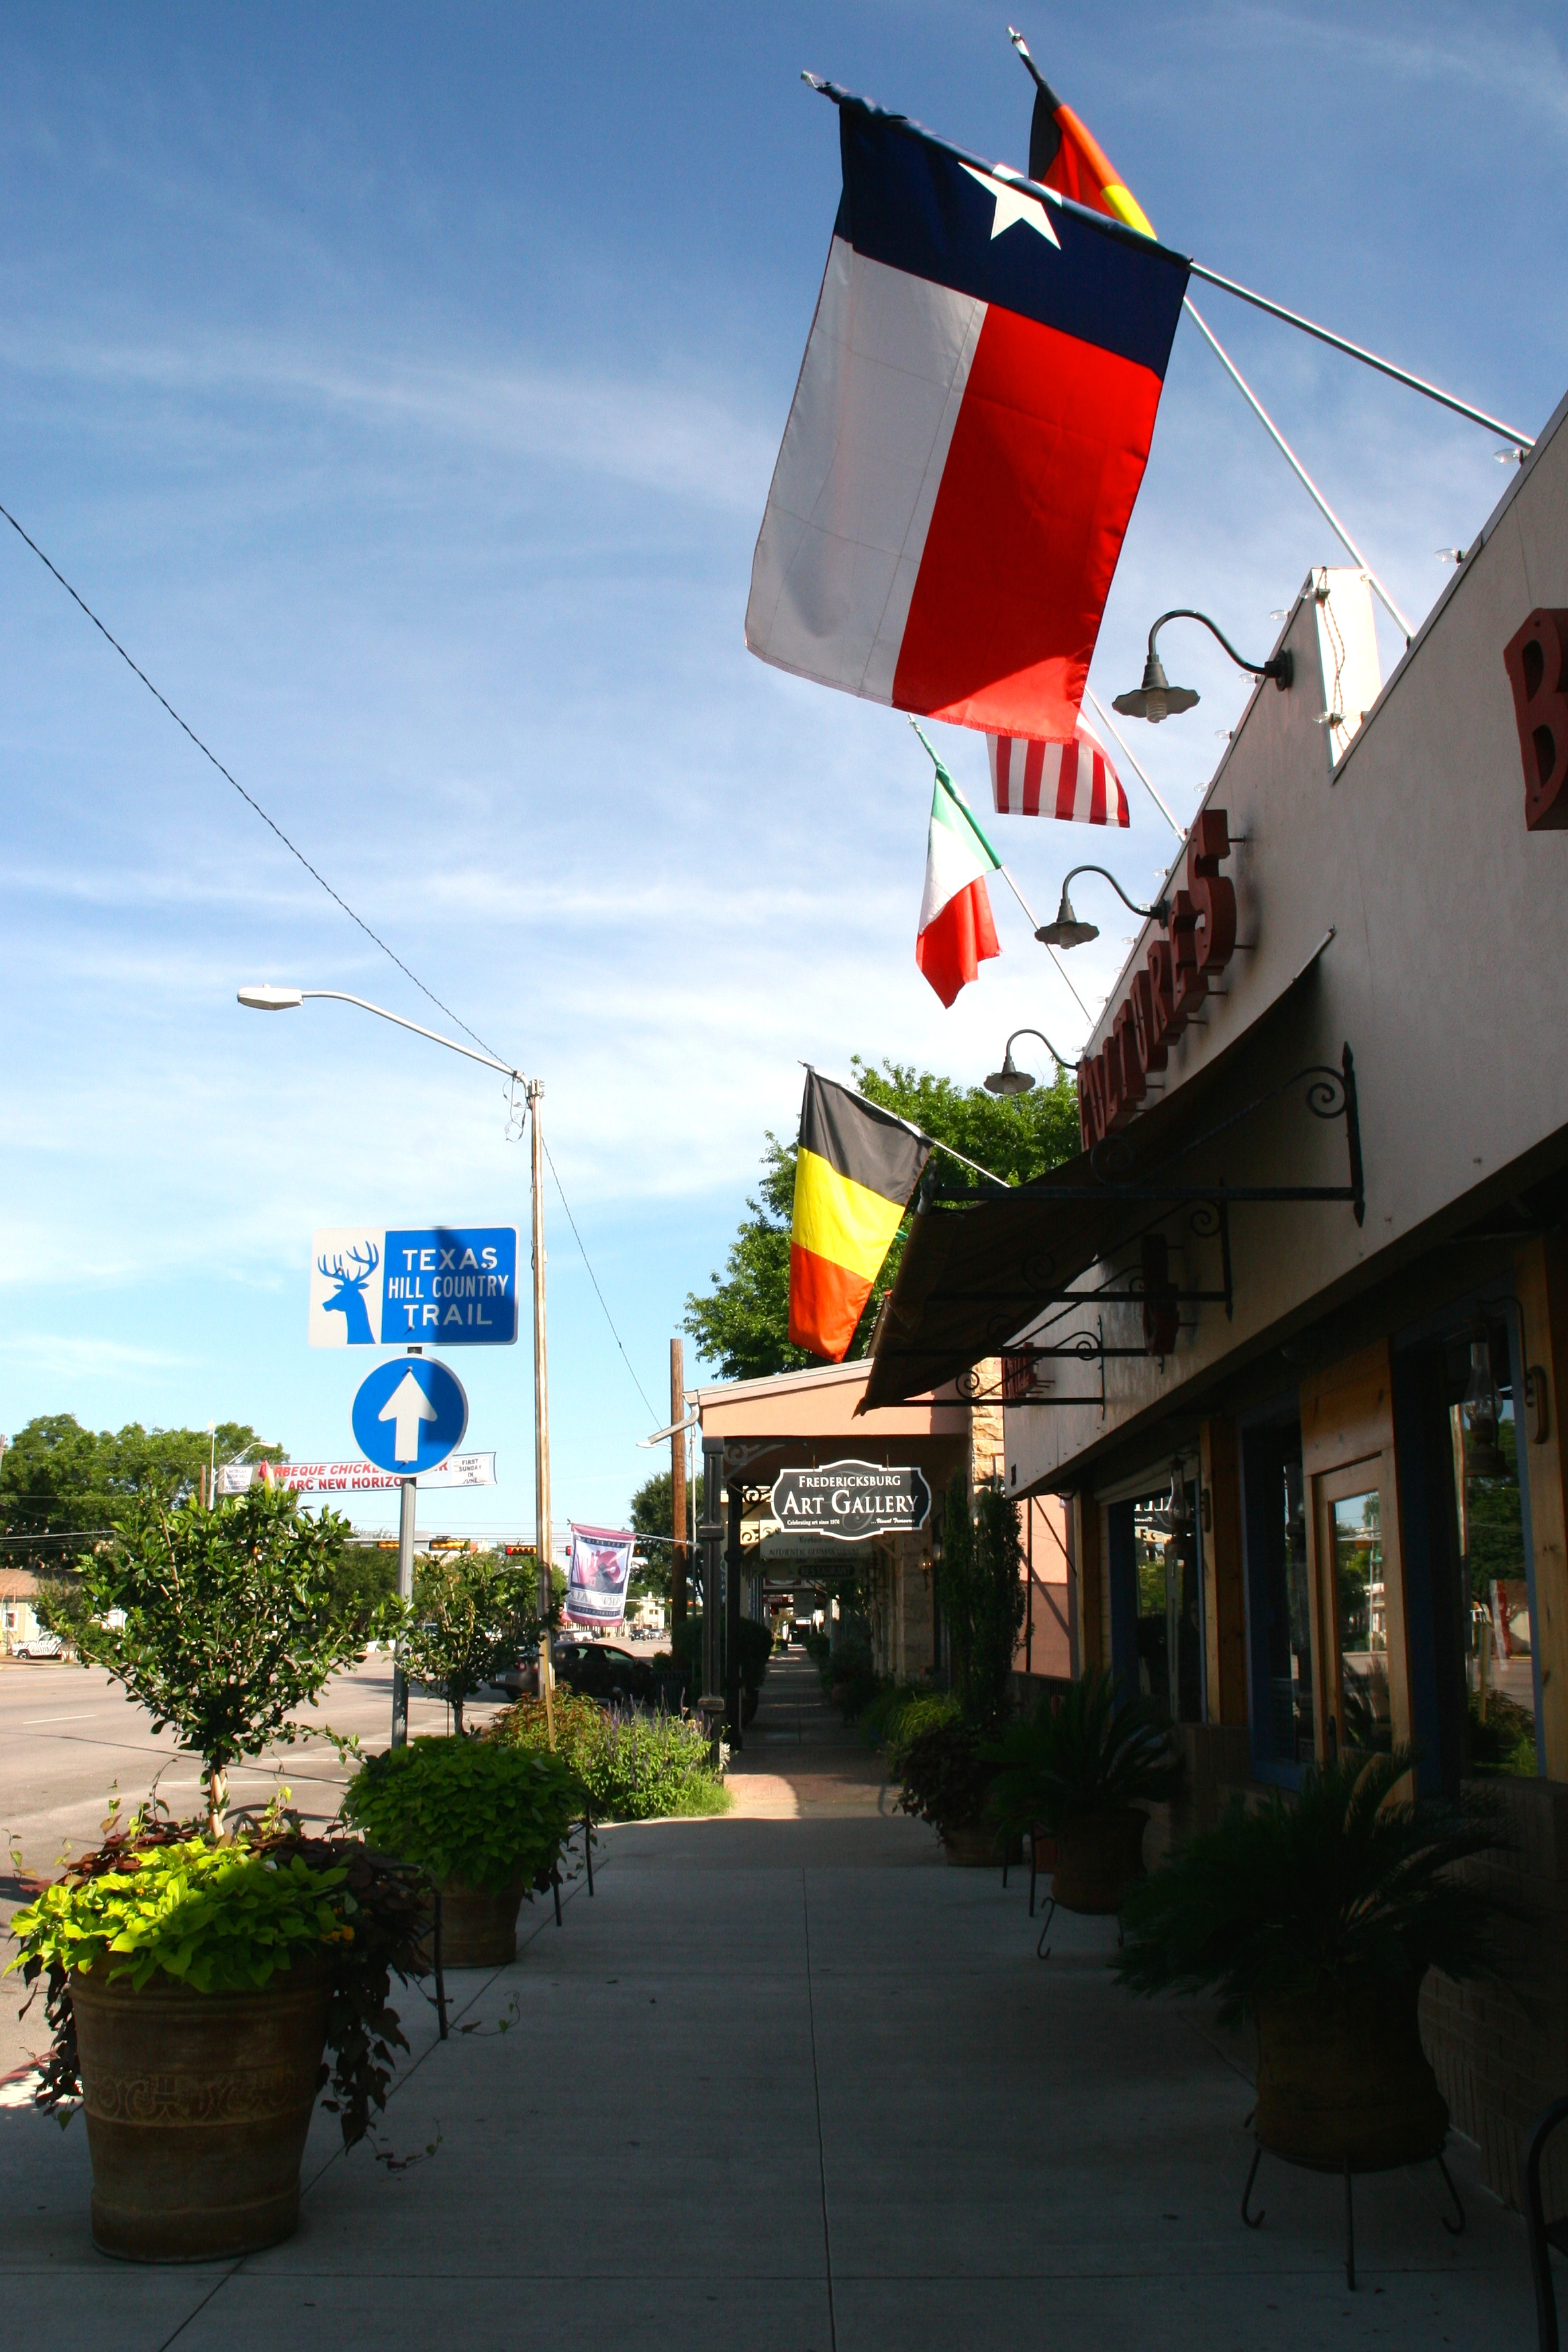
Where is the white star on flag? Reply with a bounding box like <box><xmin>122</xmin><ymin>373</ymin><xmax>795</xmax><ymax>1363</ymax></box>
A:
<box><xmin>959</xmin><ymin>162</ymin><xmax>1061</xmax><ymax>247</ymax></box>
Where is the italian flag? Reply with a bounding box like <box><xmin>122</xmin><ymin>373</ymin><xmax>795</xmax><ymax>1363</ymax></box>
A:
<box><xmin>916</xmin><ymin>764</ymin><xmax>1003</xmax><ymax>1007</ymax></box>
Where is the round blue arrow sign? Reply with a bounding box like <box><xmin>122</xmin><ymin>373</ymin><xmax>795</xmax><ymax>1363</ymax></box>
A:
<box><xmin>351</xmin><ymin>1355</ymin><xmax>469</xmax><ymax>1477</ymax></box>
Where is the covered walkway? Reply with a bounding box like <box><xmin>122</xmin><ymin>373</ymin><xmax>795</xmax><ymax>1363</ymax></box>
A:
<box><xmin>1</xmin><ymin>1649</ymin><xmax>1542</xmax><ymax>2348</ymax></box>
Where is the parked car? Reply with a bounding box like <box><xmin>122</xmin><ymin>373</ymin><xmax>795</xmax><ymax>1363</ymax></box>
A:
<box><xmin>553</xmin><ymin>1640</ymin><xmax>653</xmax><ymax>1705</ymax></box>
<box><xmin>13</xmin><ymin>1632</ymin><xmax>63</xmax><ymax>1661</ymax></box>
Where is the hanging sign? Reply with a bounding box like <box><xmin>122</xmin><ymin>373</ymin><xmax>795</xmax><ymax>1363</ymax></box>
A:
<box><xmin>769</xmin><ymin>1461</ymin><xmax>931</xmax><ymax>1542</ymax></box>
<box><xmin>565</xmin><ymin>1523</ymin><xmax>637</xmax><ymax>1628</ymax></box>
<box><xmin>217</xmin><ymin>1454</ymin><xmax>497</xmax><ymax>1496</ymax></box>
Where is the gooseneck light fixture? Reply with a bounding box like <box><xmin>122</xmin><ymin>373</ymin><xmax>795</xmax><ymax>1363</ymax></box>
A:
<box><xmin>984</xmin><ymin>1028</ymin><xmax>1074</xmax><ymax>1096</ymax></box>
<box><xmin>1035</xmin><ymin>866</ymin><xmax>1170</xmax><ymax>951</ymax></box>
<box><xmin>1112</xmin><ymin>608</ymin><xmax>1295</xmax><ymax>724</ymax></box>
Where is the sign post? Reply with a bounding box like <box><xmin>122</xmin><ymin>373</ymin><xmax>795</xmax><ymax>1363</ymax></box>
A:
<box><xmin>351</xmin><ymin>1355</ymin><xmax>469</xmax><ymax>1747</ymax></box>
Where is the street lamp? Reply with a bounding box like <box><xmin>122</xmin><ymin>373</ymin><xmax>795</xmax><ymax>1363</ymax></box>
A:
<box><xmin>1034</xmin><ymin>866</ymin><xmax>1170</xmax><ymax>950</ymax></box>
<box><xmin>1112</xmin><ymin>608</ymin><xmax>1294</xmax><ymax>724</ymax></box>
<box><xmin>238</xmin><ymin>983</ymin><xmax>554</xmax><ymax>1749</ymax></box>
<box><xmin>985</xmin><ymin>1028</ymin><xmax>1075</xmax><ymax>1095</ymax></box>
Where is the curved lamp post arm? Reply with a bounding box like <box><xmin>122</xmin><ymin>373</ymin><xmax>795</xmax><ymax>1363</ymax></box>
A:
<box><xmin>238</xmin><ymin>985</ymin><xmax>526</xmax><ymax>1083</ymax></box>
<box><xmin>1003</xmin><ymin>1026</ymin><xmax>1074</xmax><ymax>1069</ymax></box>
<box><xmin>1059</xmin><ymin>865</ymin><xmax>1170</xmax><ymax>924</ymax></box>
<box><xmin>1147</xmin><ymin>608</ymin><xmax>1292</xmax><ymax>686</ymax></box>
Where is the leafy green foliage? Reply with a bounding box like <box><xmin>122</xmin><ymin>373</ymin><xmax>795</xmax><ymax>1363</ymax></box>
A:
<box><xmin>489</xmin><ymin>1693</ymin><xmax>730</xmax><ymax>1820</ymax></box>
<box><xmin>683</xmin><ymin>1055</ymin><xmax>1081</xmax><ymax>1379</ymax></box>
<box><xmin>7</xmin><ymin>1839</ymin><xmax>348</xmax><ymax>1994</ymax></box>
<box><xmin>1116</xmin><ymin>1747</ymin><xmax>1501</xmax><ymax>2027</ymax></box>
<box><xmin>626</xmin><ymin>1471</ymin><xmax>703</xmax><ymax>1600</ymax></box>
<box><xmin>936</xmin><ymin>1477</ymin><xmax>1027</xmax><ymax>1728</ymax></box>
<box><xmin>0</xmin><ymin>1414</ymin><xmax>284</xmax><ymax>1565</ymax></box>
<box><xmin>399</xmin><ymin>1551</ymin><xmax>542</xmax><ymax>1733</ymax></box>
<box><xmin>895</xmin><ymin>1718</ymin><xmax>997</xmax><ymax>1838</ymax></box>
<box><xmin>859</xmin><ymin>1686</ymin><xmax>960</xmax><ymax>1775</ymax></box>
<box><xmin>344</xmin><ymin>1735</ymin><xmax>582</xmax><ymax>1892</ymax></box>
<box><xmin>38</xmin><ymin>1485</ymin><xmax>393</xmax><ymax>1832</ymax></box>
<box><xmin>6</xmin><ymin>1805</ymin><xmax>432</xmax><ymax>2149</ymax></box>
<box><xmin>669</xmin><ymin>1611</ymin><xmax>773</xmax><ymax>1700</ymax></box>
<box><xmin>1468</xmin><ymin>1688</ymin><xmax>1537</xmax><ymax>1777</ymax></box>
<box><xmin>984</xmin><ymin>1669</ymin><xmax>1179</xmax><ymax>1838</ymax></box>
<box><xmin>817</xmin><ymin>1630</ymin><xmax>879</xmax><ymax>1720</ymax></box>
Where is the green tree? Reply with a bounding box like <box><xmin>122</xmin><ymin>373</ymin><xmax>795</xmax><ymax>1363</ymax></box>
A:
<box><xmin>0</xmin><ymin>1414</ymin><xmax>283</xmax><ymax>1567</ymax></box>
<box><xmin>38</xmin><ymin>1483</ymin><xmax>394</xmax><ymax>1833</ymax></box>
<box><xmin>683</xmin><ymin>1055</ymin><xmax>1080</xmax><ymax>1381</ymax></box>
<box><xmin>935</xmin><ymin>1474</ymin><xmax>1027</xmax><ymax>1729</ymax></box>
<box><xmin>627</xmin><ymin>1469</ymin><xmax>705</xmax><ymax>1601</ymax></box>
<box><xmin>399</xmin><ymin>1551</ymin><xmax>544</xmax><ymax>1734</ymax></box>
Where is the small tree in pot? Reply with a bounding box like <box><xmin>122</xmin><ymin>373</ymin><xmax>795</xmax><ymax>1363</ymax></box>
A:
<box><xmin>397</xmin><ymin>1549</ymin><xmax>544</xmax><ymax>1734</ymax></box>
<box><xmin>895</xmin><ymin>1718</ymin><xmax>1001</xmax><ymax>1864</ymax></box>
<box><xmin>1116</xmin><ymin>1748</ymin><xmax>1498</xmax><ymax>2167</ymax></box>
<box><xmin>985</xmin><ymin>1671</ymin><xmax>1179</xmax><ymax>1911</ymax></box>
<box><xmin>343</xmin><ymin>1736</ymin><xmax>584</xmax><ymax>1965</ymax></box>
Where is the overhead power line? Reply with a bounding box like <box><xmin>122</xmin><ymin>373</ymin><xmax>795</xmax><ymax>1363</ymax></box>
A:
<box><xmin>1</xmin><ymin>497</ymin><xmax>658</xmax><ymax>1426</ymax></box>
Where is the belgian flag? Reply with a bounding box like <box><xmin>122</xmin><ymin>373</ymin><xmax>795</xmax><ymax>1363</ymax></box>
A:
<box><xmin>789</xmin><ymin>1072</ymin><xmax>932</xmax><ymax>1362</ymax></box>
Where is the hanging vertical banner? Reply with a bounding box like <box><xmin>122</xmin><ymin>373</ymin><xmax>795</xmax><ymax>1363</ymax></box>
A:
<box><xmin>565</xmin><ymin>1523</ymin><xmax>638</xmax><ymax>1628</ymax></box>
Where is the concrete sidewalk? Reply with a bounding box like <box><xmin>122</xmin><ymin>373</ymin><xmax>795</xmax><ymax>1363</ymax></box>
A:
<box><xmin>0</xmin><ymin>1652</ymin><xmax>1545</xmax><ymax>2349</ymax></box>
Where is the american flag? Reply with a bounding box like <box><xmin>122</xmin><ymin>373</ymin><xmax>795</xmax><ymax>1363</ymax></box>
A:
<box><xmin>987</xmin><ymin>713</ymin><xmax>1130</xmax><ymax>826</ymax></box>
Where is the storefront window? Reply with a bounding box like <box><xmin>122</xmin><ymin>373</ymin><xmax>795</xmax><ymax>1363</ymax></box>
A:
<box><xmin>1130</xmin><ymin>1477</ymin><xmax>1202</xmax><ymax>1724</ymax></box>
<box><xmin>1451</xmin><ymin>1324</ymin><xmax>1536</xmax><ymax>1776</ymax></box>
<box><xmin>1328</xmin><ymin>1487</ymin><xmax>1391</xmax><ymax>1755</ymax></box>
<box><xmin>1244</xmin><ymin>1423</ymin><xmax>1314</xmax><ymax>1775</ymax></box>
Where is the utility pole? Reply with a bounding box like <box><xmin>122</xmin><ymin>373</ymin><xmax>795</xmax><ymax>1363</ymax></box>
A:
<box><xmin>669</xmin><ymin>1338</ymin><xmax>686</xmax><ymax>1648</ymax></box>
<box><xmin>529</xmin><ymin>1078</ymin><xmax>555</xmax><ymax>1743</ymax></box>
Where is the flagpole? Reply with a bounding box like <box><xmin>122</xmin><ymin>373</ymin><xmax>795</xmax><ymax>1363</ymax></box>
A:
<box><xmin>908</xmin><ymin>719</ymin><xmax>1094</xmax><ymax>1022</ymax></box>
<box><xmin>1181</xmin><ymin>298</ymin><xmax>1416</xmax><ymax>642</ymax></box>
<box><xmin>801</xmin><ymin>1063</ymin><xmax>1012</xmax><ymax>1189</ymax></box>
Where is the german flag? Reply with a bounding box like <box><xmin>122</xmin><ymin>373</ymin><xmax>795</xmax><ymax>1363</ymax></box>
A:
<box><xmin>789</xmin><ymin>1073</ymin><xmax>932</xmax><ymax>1361</ymax></box>
<box><xmin>1023</xmin><ymin>59</ymin><xmax>1157</xmax><ymax>238</ymax></box>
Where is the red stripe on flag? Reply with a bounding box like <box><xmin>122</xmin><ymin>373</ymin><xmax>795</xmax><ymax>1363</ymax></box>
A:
<box><xmin>891</xmin><ymin>309</ymin><xmax>1164</xmax><ymax>739</ymax></box>
<box><xmin>1023</xmin><ymin>736</ymin><xmax>1044</xmax><ymax>816</ymax></box>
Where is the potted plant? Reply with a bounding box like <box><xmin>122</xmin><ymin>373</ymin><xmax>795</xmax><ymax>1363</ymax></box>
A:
<box><xmin>895</xmin><ymin>1717</ymin><xmax>1001</xmax><ymax>1863</ymax></box>
<box><xmin>8</xmin><ymin>1483</ymin><xmax>415</xmax><ymax>2261</ymax></box>
<box><xmin>8</xmin><ymin>1806</ymin><xmax>429</xmax><ymax>2261</ymax></box>
<box><xmin>985</xmin><ymin>1671</ymin><xmax>1179</xmax><ymax>1912</ymax></box>
<box><xmin>1116</xmin><ymin>1747</ymin><xmax>1498</xmax><ymax>2167</ymax></box>
<box><xmin>343</xmin><ymin>1735</ymin><xmax>583</xmax><ymax>1965</ymax></box>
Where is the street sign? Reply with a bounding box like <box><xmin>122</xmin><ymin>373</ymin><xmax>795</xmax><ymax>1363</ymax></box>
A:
<box><xmin>309</xmin><ymin>1226</ymin><xmax>520</xmax><ymax>1347</ymax></box>
<box><xmin>351</xmin><ymin>1357</ymin><xmax>469</xmax><ymax>1477</ymax></box>
<box><xmin>769</xmin><ymin>1461</ymin><xmax>932</xmax><ymax>1541</ymax></box>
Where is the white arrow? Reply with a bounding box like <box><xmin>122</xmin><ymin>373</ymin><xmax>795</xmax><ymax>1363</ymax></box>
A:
<box><xmin>379</xmin><ymin>1371</ymin><xmax>440</xmax><ymax>1465</ymax></box>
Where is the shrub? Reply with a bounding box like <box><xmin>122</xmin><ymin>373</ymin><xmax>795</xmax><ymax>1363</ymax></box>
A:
<box><xmin>399</xmin><ymin>1551</ymin><xmax>543</xmax><ymax>1734</ymax></box>
<box><xmin>801</xmin><ymin>1630</ymin><xmax>831</xmax><ymax>1666</ymax></box>
<box><xmin>344</xmin><ymin>1736</ymin><xmax>582</xmax><ymax>1892</ymax></box>
<box><xmin>984</xmin><ymin>1670</ymin><xmax>1179</xmax><ymax>1839</ymax></box>
<box><xmin>1117</xmin><ymin>1747</ymin><xmax>1500</xmax><ymax>2027</ymax></box>
<box><xmin>884</xmin><ymin>1690</ymin><xmax>961</xmax><ymax>1777</ymax></box>
<box><xmin>489</xmin><ymin>1696</ymin><xmax>730</xmax><ymax>1822</ymax></box>
<box><xmin>895</xmin><ymin>1718</ymin><xmax>995</xmax><ymax>1839</ymax></box>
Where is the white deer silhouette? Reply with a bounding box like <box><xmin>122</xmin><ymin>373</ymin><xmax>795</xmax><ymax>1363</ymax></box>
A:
<box><xmin>317</xmin><ymin>1240</ymin><xmax>380</xmax><ymax>1344</ymax></box>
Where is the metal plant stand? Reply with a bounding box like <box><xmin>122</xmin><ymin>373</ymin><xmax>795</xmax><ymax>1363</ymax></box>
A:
<box><xmin>1239</xmin><ymin>2135</ymin><xmax>1465</xmax><ymax>2290</ymax></box>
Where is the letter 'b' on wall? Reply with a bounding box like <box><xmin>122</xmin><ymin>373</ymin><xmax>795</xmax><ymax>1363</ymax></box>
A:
<box><xmin>1504</xmin><ymin>609</ymin><xmax>1568</xmax><ymax>830</ymax></box>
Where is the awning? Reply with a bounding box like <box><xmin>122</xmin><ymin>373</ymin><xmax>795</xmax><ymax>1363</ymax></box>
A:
<box><xmin>862</xmin><ymin>938</ymin><xmax>1346</xmax><ymax>1410</ymax></box>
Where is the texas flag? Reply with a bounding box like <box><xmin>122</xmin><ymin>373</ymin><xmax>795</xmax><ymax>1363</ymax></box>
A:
<box><xmin>746</xmin><ymin>91</ymin><xmax>1189</xmax><ymax>741</ymax></box>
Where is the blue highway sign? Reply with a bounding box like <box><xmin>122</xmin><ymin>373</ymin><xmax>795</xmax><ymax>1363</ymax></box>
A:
<box><xmin>352</xmin><ymin>1356</ymin><xmax>469</xmax><ymax>1476</ymax></box>
<box><xmin>311</xmin><ymin>1225</ymin><xmax>519</xmax><ymax>1346</ymax></box>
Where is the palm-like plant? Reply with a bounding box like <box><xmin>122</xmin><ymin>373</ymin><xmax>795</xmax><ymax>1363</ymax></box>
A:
<box><xmin>1117</xmin><ymin>1747</ymin><xmax>1498</xmax><ymax>2026</ymax></box>
<box><xmin>985</xmin><ymin>1669</ymin><xmax>1179</xmax><ymax>1839</ymax></box>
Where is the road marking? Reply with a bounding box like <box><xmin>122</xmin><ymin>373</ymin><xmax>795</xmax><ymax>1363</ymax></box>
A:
<box><xmin>17</xmin><ymin>1714</ymin><xmax>100</xmax><ymax>1726</ymax></box>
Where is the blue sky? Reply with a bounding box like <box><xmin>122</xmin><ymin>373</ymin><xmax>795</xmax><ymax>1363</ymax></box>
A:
<box><xmin>1</xmin><ymin>1</ymin><xmax>1563</xmax><ymax>1537</ymax></box>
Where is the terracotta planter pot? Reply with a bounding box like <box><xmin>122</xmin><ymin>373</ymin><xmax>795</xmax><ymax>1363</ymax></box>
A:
<box><xmin>70</xmin><ymin>1961</ymin><xmax>330</xmax><ymax>2262</ymax></box>
<box><xmin>941</xmin><ymin>1821</ymin><xmax>1001</xmax><ymax>1867</ymax></box>
<box><xmin>1050</xmin><ymin>1808</ymin><xmax>1148</xmax><ymax>1913</ymax></box>
<box><xmin>1254</xmin><ymin>1970</ymin><xmax>1449</xmax><ymax>2169</ymax></box>
<box><xmin>432</xmin><ymin>1874</ymin><xmax>526</xmax><ymax>1967</ymax></box>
